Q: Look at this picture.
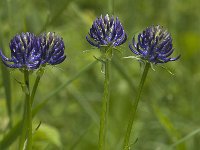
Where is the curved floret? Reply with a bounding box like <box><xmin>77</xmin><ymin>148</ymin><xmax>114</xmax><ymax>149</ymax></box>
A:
<box><xmin>129</xmin><ymin>25</ymin><xmax>180</xmax><ymax>64</ymax></box>
<box><xmin>0</xmin><ymin>32</ymin><xmax>41</xmax><ymax>70</ymax></box>
<box><xmin>38</xmin><ymin>32</ymin><xmax>66</xmax><ymax>65</ymax></box>
<box><xmin>86</xmin><ymin>14</ymin><xmax>127</xmax><ymax>48</ymax></box>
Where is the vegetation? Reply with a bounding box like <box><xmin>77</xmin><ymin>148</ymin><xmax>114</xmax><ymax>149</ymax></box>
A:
<box><xmin>0</xmin><ymin>0</ymin><xmax>199</xmax><ymax>149</ymax></box>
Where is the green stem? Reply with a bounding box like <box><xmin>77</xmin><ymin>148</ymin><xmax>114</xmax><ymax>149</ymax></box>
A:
<box><xmin>30</xmin><ymin>75</ymin><xmax>42</xmax><ymax>105</ymax></box>
<box><xmin>23</xmin><ymin>70</ymin><xmax>32</xmax><ymax>150</ymax></box>
<box><xmin>123</xmin><ymin>62</ymin><xmax>150</xmax><ymax>150</ymax></box>
<box><xmin>98</xmin><ymin>60</ymin><xmax>110</xmax><ymax>150</ymax></box>
<box><xmin>18</xmin><ymin>95</ymin><xmax>27</xmax><ymax>150</ymax></box>
<box><xmin>19</xmin><ymin>71</ymin><xmax>41</xmax><ymax>150</ymax></box>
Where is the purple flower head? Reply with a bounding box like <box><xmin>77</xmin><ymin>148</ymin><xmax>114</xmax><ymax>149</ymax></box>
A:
<box><xmin>0</xmin><ymin>32</ymin><xmax>66</xmax><ymax>70</ymax></box>
<box><xmin>86</xmin><ymin>14</ymin><xmax>127</xmax><ymax>48</ymax></box>
<box><xmin>129</xmin><ymin>25</ymin><xmax>180</xmax><ymax>64</ymax></box>
<box><xmin>0</xmin><ymin>32</ymin><xmax>41</xmax><ymax>70</ymax></box>
<box><xmin>38</xmin><ymin>32</ymin><xmax>66</xmax><ymax>65</ymax></box>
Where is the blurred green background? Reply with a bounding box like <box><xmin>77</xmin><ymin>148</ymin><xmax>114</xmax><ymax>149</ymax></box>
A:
<box><xmin>0</xmin><ymin>0</ymin><xmax>200</xmax><ymax>149</ymax></box>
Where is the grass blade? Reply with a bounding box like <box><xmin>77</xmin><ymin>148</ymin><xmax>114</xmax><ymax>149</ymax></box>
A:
<box><xmin>0</xmin><ymin>40</ymin><xmax>12</xmax><ymax>128</ymax></box>
<box><xmin>1</xmin><ymin>65</ymin><xmax>12</xmax><ymax>127</ymax></box>
<box><xmin>152</xmin><ymin>104</ymin><xmax>186</xmax><ymax>150</ymax></box>
<box><xmin>169</xmin><ymin>128</ymin><xmax>200</xmax><ymax>149</ymax></box>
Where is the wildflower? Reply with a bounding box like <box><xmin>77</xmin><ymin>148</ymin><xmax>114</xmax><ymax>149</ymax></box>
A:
<box><xmin>38</xmin><ymin>32</ymin><xmax>66</xmax><ymax>65</ymax></box>
<box><xmin>86</xmin><ymin>14</ymin><xmax>127</xmax><ymax>48</ymax></box>
<box><xmin>129</xmin><ymin>25</ymin><xmax>180</xmax><ymax>64</ymax></box>
<box><xmin>0</xmin><ymin>32</ymin><xmax>41</xmax><ymax>70</ymax></box>
<box><xmin>0</xmin><ymin>32</ymin><xmax>66</xmax><ymax>70</ymax></box>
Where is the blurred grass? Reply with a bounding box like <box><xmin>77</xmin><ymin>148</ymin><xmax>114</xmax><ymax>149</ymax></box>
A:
<box><xmin>0</xmin><ymin>0</ymin><xmax>200</xmax><ymax>149</ymax></box>
<box><xmin>0</xmin><ymin>45</ymin><xmax>12</xmax><ymax>129</ymax></box>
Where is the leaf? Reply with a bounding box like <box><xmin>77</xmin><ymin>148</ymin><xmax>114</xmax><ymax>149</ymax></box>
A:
<box><xmin>32</xmin><ymin>124</ymin><xmax>62</xmax><ymax>149</ymax></box>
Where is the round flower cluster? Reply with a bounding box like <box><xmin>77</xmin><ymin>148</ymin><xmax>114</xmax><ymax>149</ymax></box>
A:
<box><xmin>86</xmin><ymin>14</ymin><xmax>127</xmax><ymax>48</ymax></box>
<box><xmin>86</xmin><ymin>14</ymin><xmax>180</xmax><ymax>64</ymax></box>
<box><xmin>0</xmin><ymin>32</ymin><xmax>66</xmax><ymax>70</ymax></box>
<box><xmin>129</xmin><ymin>25</ymin><xmax>180</xmax><ymax>64</ymax></box>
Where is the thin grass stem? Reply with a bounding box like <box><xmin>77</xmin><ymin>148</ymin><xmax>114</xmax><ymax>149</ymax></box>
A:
<box><xmin>168</xmin><ymin>128</ymin><xmax>200</xmax><ymax>149</ymax></box>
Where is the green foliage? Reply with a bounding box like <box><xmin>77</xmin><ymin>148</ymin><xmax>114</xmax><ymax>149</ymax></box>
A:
<box><xmin>0</xmin><ymin>0</ymin><xmax>199</xmax><ymax>149</ymax></box>
<box><xmin>32</xmin><ymin>123</ymin><xmax>62</xmax><ymax>149</ymax></box>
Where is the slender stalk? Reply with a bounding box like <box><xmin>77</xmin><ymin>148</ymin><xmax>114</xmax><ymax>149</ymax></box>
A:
<box><xmin>19</xmin><ymin>71</ymin><xmax>30</xmax><ymax>150</ymax></box>
<box><xmin>30</xmin><ymin>74</ymin><xmax>42</xmax><ymax>105</ymax></box>
<box><xmin>23</xmin><ymin>70</ymin><xmax>32</xmax><ymax>150</ymax></box>
<box><xmin>98</xmin><ymin>60</ymin><xmax>110</xmax><ymax>150</ymax></box>
<box><xmin>19</xmin><ymin>71</ymin><xmax>42</xmax><ymax>150</ymax></box>
<box><xmin>169</xmin><ymin>128</ymin><xmax>200</xmax><ymax>149</ymax></box>
<box><xmin>123</xmin><ymin>62</ymin><xmax>150</xmax><ymax>150</ymax></box>
<box><xmin>18</xmin><ymin>96</ymin><xmax>27</xmax><ymax>150</ymax></box>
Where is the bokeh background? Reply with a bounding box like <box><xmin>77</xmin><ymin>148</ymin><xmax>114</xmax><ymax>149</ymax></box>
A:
<box><xmin>0</xmin><ymin>0</ymin><xmax>200</xmax><ymax>149</ymax></box>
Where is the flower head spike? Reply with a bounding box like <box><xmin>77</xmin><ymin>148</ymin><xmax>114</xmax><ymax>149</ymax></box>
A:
<box><xmin>129</xmin><ymin>25</ymin><xmax>180</xmax><ymax>64</ymax></box>
<box><xmin>0</xmin><ymin>32</ymin><xmax>41</xmax><ymax>70</ymax></box>
<box><xmin>86</xmin><ymin>14</ymin><xmax>127</xmax><ymax>48</ymax></box>
<box><xmin>38</xmin><ymin>32</ymin><xmax>66</xmax><ymax>65</ymax></box>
